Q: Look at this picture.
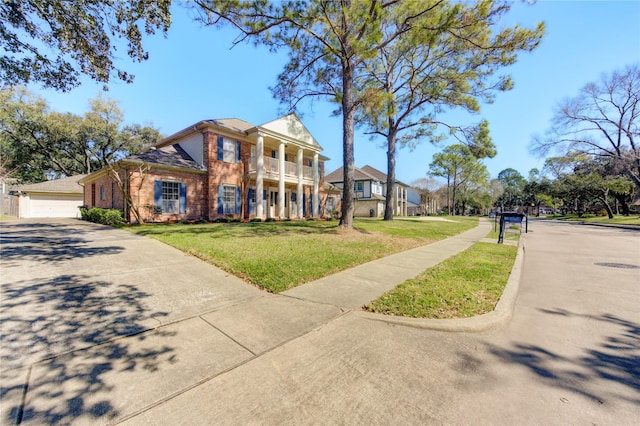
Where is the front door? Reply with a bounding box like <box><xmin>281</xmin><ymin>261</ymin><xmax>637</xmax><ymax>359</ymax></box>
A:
<box><xmin>268</xmin><ymin>188</ymin><xmax>277</xmax><ymax>218</ymax></box>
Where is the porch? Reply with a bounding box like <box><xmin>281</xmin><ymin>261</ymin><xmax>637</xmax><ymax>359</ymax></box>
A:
<box><xmin>248</xmin><ymin>156</ymin><xmax>316</xmax><ymax>185</ymax></box>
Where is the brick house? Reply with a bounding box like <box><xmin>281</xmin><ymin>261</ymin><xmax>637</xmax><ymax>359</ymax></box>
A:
<box><xmin>324</xmin><ymin>165</ymin><xmax>409</xmax><ymax>218</ymax></box>
<box><xmin>80</xmin><ymin>114</ymin><xmax>329</xmax><ymax>222</ymax></box>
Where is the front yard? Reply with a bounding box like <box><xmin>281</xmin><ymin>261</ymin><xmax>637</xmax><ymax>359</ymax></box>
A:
<box><xmin>127</xmin><ymin>217</ymin><xmax>478</xmax><ymax>293</ymax></box>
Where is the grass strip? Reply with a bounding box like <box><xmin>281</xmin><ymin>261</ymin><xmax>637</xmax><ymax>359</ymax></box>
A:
<box><xmin>126</xmin><ymin>217</ymin><xmax>478</xmax><ymax>293</ymax></box>
<box><xmin>546</xmin><ymin>214</ymin><xmax>640</xmax><ymax>226</ymax></box>
<box><xmin>365</xmin><ymin>241</ymin><xmax>517</xmax><ymax>319</ymax></box>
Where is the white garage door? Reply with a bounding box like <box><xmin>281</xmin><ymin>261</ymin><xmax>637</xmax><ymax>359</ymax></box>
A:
<box><xmin>27</xmin><ymin>194</ymin><xmax>84</xmax><ymax>218</ymax></box>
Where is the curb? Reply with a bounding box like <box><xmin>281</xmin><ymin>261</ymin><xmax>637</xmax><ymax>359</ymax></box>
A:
<box><xmin>357</xmin><ymin>238</ymin><xmax>526</xmax><ymax>333</ymax></box>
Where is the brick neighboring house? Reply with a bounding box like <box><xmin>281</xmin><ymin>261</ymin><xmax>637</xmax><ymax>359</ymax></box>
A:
<box><xmin>325</xmin><ymin>165</ymin><xmax>409</xmax><ymax>218</ymax></box>
<box><xmin>80</xmin><ymin>114</ymin><xmax>329</xmax><ymax>222</ymax></box>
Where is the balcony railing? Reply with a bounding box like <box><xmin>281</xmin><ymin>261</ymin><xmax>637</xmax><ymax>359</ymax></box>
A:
<box><xmin>250</xmin><ymin>156</ymin><xmax>315</xmax><ymax>180</ymax></box>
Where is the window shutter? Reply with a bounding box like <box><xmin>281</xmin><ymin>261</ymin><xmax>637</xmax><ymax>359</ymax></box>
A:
<box><xmin>303</xmin><ymin>193</ymin><xmax>306</xmax><ymax>215</ymax></box>
<box><xmin>217</xmin><ymin>185</ymin><xmax>224</xmax><ymax>214</ymax></box>
<box><xmin>236</xmin><ymin>141</ymin><xmax>241</xmax><ymax>163</ymax></box>
<box><xmin>248</xmin><ymin>188</ymin><xmax>254</xmax><ymax>214</ymax></box>
<box><xmin>154</xmin><ymin>181</ymin><xmax>162</xmax><ymax>210</ymax></box>
<box><xmin>179</xmin><ymin>183</ymin><xmax>187</xmax><ymax>214</ymax></box>
<box><xmin>310</xmin><ymin>194</ymin><xmax>313</xmax><ymax>216</ymax></box>
<box><xmin>217</xmin><ymin>136</ymin><xmax>224</xmax><ymax>161</ymax></box>
<box><xmin>235</xmin><ymin>187</ymin><xmax>241</xmax><ymax>214</ymax></box>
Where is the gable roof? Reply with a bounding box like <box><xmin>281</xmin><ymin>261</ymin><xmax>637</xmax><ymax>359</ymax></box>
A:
<box><xmin>12</xmin><ymin>175</ymin><xmax>86</xmax><ymax>194</ymax></box>
<box><xmin>361</xmin><ymin>165</ymin><xmax>408</xmax><ymax>187</ymax></box>
<box><xmin>325</xmin><ymin>166</ymin><xmax>381</xmax><ymax>184</ymax></box>
<box><xmin>125</xmin><ymin>144</ymin><xmax>205</xmax><ymax>172</ymax></box>
<box><xmin>254</xmin><ymin>113</ymin><xmax>322</xmax><ymax>150</ymax></box>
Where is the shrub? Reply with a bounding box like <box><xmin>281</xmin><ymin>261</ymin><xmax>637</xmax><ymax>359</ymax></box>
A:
<box><xmin>265</xmin><ymin>217</ymin><xmax>276</xmax><ymax>222</ymax></box>
<box><xmin>80</xmin><ymin>208</ymin><xmax>125</xmax><ymax>226</ymax></box>
<box><xmin>250</xmin><ymin>218</ymin><xmax>263</xmax><ymax>223</ymax></box>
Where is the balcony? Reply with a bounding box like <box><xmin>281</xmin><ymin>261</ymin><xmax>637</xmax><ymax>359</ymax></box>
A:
<box><xmin>249</xmin><ymin>156</ymin><xmax>316</xmax><ymax>183</ymax></box>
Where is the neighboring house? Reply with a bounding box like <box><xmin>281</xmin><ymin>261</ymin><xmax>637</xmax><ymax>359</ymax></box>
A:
<box><xmin>325</xmin><ymin>165</ymin><xmax>409</xmax><ymax>217</ymax></box>
<box><xmin>80</xmin><ymin>114</ymin><xmax>329</xmax><ymax>222</ymax></box>
<box><xmin>406</xmin><ymin>187</ymin><xmax>421</xmax><ymax>216</ymax></box>
<box><xmin>10</xmin><ymin>175</ymin><xmax>86</xmax><ymax>218</ymax></box>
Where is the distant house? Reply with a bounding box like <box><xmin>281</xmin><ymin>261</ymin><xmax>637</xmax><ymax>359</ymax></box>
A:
<box><xmin>10</xmin><ymin>175</ymin><xmax>86</xmax><ymax>218</ymax></box>
<box><xmin>324</xmin><ymin>165</ymin><xmax>409</xmax><ymax>217</ymax></box>
<box><xmin>79</xmin><ymin>114</ymin><xmax>329</xmax><ymax>222</ymax></box>
<box><xmin>406</xmin><ymin>187</ymin><xmax>421</xmax><ymax>216</ymax></box>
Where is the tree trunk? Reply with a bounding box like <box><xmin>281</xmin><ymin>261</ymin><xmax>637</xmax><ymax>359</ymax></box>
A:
<box><xmin>384</xmin><ymin>126</ymin><xmax>397</xmax><ymax>221</ymax></box>
<box><xmin>446</xmin><ymin>175</ymin><xmax>451</xmax><ymax>215</ymax></box>
<box><xmin>339</xmin><ymin>57</ymin><xmax>355</xmax><ymax>229</ymax></box>
<box><xmin>597</xmin><ymin>189</ymin><xmax>615</xmax><ymax>219</ymax></box>
<box><xmin>451</xmin><ymin>176</ymin><xmax>457</xmax><ymax>216</ymax></box>
<box><xmin>613</xmin><ymin>192</ymin><xmax>630</xmax><ymax>216</ymax></box>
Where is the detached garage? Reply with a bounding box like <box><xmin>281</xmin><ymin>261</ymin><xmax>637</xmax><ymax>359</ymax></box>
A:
<box><xmin>12</xmin><ymin>175</ymin><xmax>86</xmax><ymax>218</ymax></box>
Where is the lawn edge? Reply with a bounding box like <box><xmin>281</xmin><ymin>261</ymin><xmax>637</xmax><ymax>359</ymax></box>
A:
<box><xmin>357</xmin><ymin>238</ymin><xmax>525</xmax><ymax>333</ymax></box>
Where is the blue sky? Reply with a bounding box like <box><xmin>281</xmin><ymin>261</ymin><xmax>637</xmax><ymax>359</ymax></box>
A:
<box><xmin>29</xmin><ymin>1</ymin><xmax>640</xmax><ymax>184</ymax></box>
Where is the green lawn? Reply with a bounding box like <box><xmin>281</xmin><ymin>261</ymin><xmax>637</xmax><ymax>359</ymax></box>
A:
<box><xmin>547</xmin><ymin>214</ymin><xmax>640</xmax><ymax>226</ymax></box>
<box><xmin>126</xmin><ymin>216</ymin><xmax>478</xmax><ymax>293</ymax></box>
<box><xmin>366</xmin><ymin>241</ymin><xmax>517</xmax><ymax>319</ymax></box>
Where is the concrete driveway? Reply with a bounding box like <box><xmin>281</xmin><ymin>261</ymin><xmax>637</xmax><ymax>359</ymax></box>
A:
<box><xmin>0</xmin><ymin>219</ymin><xmax>342</xmax><ymax>424</ymax></box>
<box><xmin>1</xmin><ymin>218</ymin><xmax>638</xmax><ymax>425</ymax></box>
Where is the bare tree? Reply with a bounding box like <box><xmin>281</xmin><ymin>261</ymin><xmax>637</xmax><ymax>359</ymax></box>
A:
<box><xmin>106</xmin><ymin>162</ymin><xmax>150</xmax><ymax>224</ymax></box>
<box><xmin>533</xmin><ymin>64</ymin><xmax>640</xmax><ymax>193</ymax></box>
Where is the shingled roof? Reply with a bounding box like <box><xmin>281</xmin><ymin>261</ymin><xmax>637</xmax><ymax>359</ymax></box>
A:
<box><xmin>324</xmin><ymin>166</ymin><xmax>380</xmax><ymax>183</ymax></box>
<box><xmin>126</xmin><ymin>144</ymin><xmax>205</xmax><ymax>172</ymax></box>
<box><xmin>12</xmin><ymin>175</ymin><xmax>86</xmax><ymax>194</ymax></box>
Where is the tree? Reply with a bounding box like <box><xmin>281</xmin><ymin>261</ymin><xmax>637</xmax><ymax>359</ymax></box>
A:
<box><xmin>1</xmin><ymin>0</ymin><xmax>172</xmax><ymax>91</ymax></box>
<box><xmin>192</xmin><ymin>0</ymin><xmax>475</xmax><ymax>228</ymax></box>
<box><xmin>533</xmin><ymin>64</ymin><xmax>640</xmax><ymax>194</ymax></box>
<box><xmin>522</xmin><ymin>168</ymin><xmax>553</xmax><ymax>216</ymax></box>
<box><xmin>0</xmin><ymin>86</ymin><xmax>160</xmax><ymax>182</ymax></box>
<box><xmin>428</xmin><ymin>144</ymin><xmax>488</xmax><ymax>215</ymax></box>
<box><xmin>106</xmin><ymin>161</ymin><xmax>151</xmax><ymax>224</ymax></box>
<box><xmin>358</xmin><ymin>0</ymin><xmax>542</xmax><ymax>220</ymax></box>
<box><xmin>496</xmin><ymin>167</ymin><xmax>525</xmax><ymax>211</ymax></box>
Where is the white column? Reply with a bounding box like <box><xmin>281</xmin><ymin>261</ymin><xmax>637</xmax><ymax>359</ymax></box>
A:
<box><xmin>312</xmin><ymin>152</ymin><xmax>319</xmax><ymax>218</ymax></box>
<box><xmin>297</xmin><ymin>148</ymin><xmax>304</xmax><ymax>219</ymax></box>
<box><xmin>403</xmin><ymin>187</ymin><xmax>407</xmax><ymax>216</ymax></box>
<box><xmin>278</xmin><ymin>142</ymin><xmax>285</xmax><ymax>219</ymax></box>
<box><xmin>256</xmin><ymin>135</ymin><xmax>264</xmax><ymax>219</ymax></box>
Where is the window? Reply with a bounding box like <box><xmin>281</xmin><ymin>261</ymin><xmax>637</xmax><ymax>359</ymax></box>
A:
<box><xmin>100</xmin><ymin>186</ymin><xmax>106</xmax><ymax>201</ymax></box>
<box><xmin>327</xmin><ymin>196</ymin><xmax>336</xmax><ymax>212</ymax></box>
<box><xmin>217</xmin><ymin>136</ymin><xmax>241</xmax><ymax>163</ymax></box>
<box><xmin>154</xmin><ymin>181</ymin><xmax>186</xmax><ymax>214</ymax></box>
<box><xmin>223</xmin><ymin>185</ymin><xmax>236</xmax><ymax>214</ymax></box>
<box><xmin>248</xmin><ymin>188</ymin><xmax>256</xmax><ymax>214</ymax></box>
<box><xmin>223</xmin><ymin>139</ymin><xmax>237</xmax><ymax>163</ymax></box>
<box><xmin>162</xmin><ymin>181</ymin><xmax>180</xmax><ymax>214</ymax></box>
<box><xmin>372</xmin><ymin>181</ymin><xmax>382</xmax><ymax>195</ymax></box>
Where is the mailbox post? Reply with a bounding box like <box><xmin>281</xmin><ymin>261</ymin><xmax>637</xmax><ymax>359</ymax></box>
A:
<box><xmin>498</xmin><ymin>212</ymin><xmax>527</xmax><ymax>244</ymax></box>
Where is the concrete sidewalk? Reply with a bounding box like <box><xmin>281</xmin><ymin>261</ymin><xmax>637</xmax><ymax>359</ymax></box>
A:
<box><xmin>284</xmin><ymin>218</ymin><xmax>493</xmax><ymax>309</ymax></box>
